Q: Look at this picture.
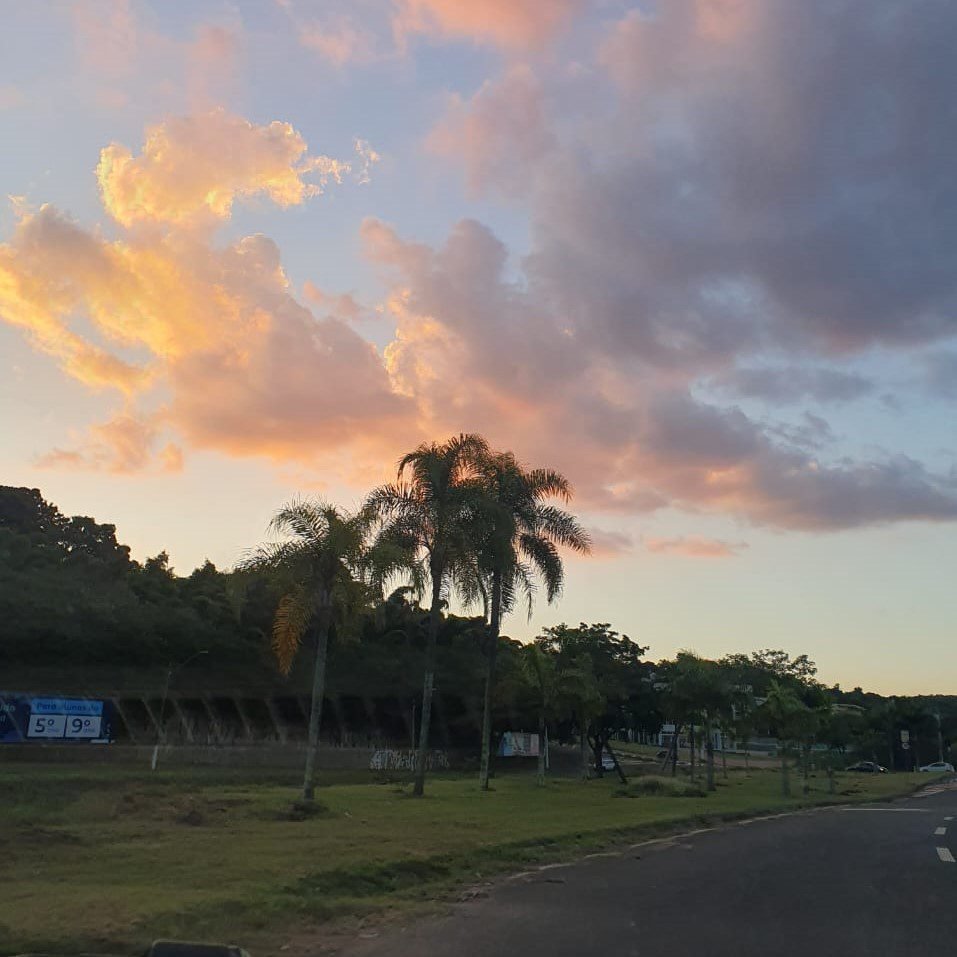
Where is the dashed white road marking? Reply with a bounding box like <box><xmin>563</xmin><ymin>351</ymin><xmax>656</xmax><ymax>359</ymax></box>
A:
<box><xmin>936</xmin><ymin>847</ymin><xmax>955</xmax><ymax>863</ymax></box>
<box><xmin>946</xmin><ymin>816</ymin><xmax>954</xmax><ymax>821</ymax></box>
<box><xmin>935</xmin><ymin>826</ymin><xmax>947</xmax><ymax>836</ymax></box>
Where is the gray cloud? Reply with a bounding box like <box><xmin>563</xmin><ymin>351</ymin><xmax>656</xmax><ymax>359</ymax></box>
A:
<box><xmin>718</xmin><ymin>367</ymin><xmax>875</xmax><ymax>404</ymax></box>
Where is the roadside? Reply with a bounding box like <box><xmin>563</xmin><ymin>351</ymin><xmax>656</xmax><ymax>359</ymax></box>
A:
<box><xmin>341</xmin><ymin>778</ymin><xmax>957</xmax><ymax>957</ymax></box>
<box><xmin>0</xmin><ymin>764</ymin><xmax>942</xmax><ymax>955</ymax></box>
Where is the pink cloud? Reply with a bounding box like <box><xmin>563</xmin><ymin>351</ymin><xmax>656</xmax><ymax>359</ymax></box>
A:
<box><xmin>298</xmin><ymin>18</ymin><xmax>377</xmax><ymax>65</ymax></box>
<box><xmin>427</xmin><ymin>66</ymin><xmax>555</xmax><ymax>197</ymax></box>
<box><xmin>587</xmin><ymin>528</ymin><xmax>634</xmax><ymax>559</ymax></box>
<box><xmin>394</xmin><ymin>0</ymin><xmax>581</xmax><ymax>50</ymax></box>
<box><xmin>645</xmin><ymin>536</ymin><xmax>747</xmax><ymax>558</ymax></box>
<box><xmin>0</xmin><ymin>85</ymin><xmax>25</xmax><ymax>111</ymax></box>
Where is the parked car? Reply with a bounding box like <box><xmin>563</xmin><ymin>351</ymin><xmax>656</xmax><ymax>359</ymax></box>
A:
<box><xmin>919</xmin><ymin>761</ymin><xmax>955</xmax><ymax>773</ymax></box>
<box><xmin>846</xmin><ymin>761</ymin><xmax>888</xmax><ymax>773</ymax></box>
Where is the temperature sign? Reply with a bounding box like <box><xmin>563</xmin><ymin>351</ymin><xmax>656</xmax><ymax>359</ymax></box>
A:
<box><xmin>28</xmin><ymin>714</ymin><xmax>67</xmax><ymax>738</ymax></box>
<box><xmin>0</xmin><ymin>696</ymin><xmax>114</xmax><ymax>743</ymax></box>
<box><xmin>65</xmin><ymin>715</ymin><xmax>102</xmax><ymax>738</ymax></box>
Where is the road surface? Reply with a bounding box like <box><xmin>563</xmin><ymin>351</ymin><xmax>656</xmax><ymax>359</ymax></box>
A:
<box><xmin>345</xmin><ymin>780</ymin><xmax>957</xmax><ymax>957</ymax></box>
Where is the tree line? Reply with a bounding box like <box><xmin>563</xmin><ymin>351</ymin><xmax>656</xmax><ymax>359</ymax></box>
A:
<box><xmin>2</xmin><ymin>437</ymin><xmax>955</xmax><ymax>803</ymax></box>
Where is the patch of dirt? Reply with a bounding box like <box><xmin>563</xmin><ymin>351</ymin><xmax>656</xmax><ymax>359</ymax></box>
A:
<box><xmin>5</xmin><ymin>824</ymin><xmax>85</xmax><ymax>847</ymax></box>
<box><xmin>111</xmin><ymin>786</ymin><xmax>253</xmax><ymax>826</ymax></box>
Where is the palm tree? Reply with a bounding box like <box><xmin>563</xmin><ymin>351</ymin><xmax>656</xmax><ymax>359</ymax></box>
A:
<box><xmin>476</xmin><ymin>452</ymin><xmax>591</xmax><ymax>791</ymax></box>
<box><xmin>365</xmin><ymin>434</ymin><xmax>491</xmax><ymax>797</ymax></box>
<box><xmin>520</xmin><ymin>644</ymin><xmax>558</xmax><ymax>786</ymax></box>
<box><xmin>239</xmin><ymin>499</ymin><xmax>370</xmax><ymax>802</ymax></box>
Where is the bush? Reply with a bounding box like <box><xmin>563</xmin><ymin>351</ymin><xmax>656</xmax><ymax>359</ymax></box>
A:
<box><xmin>613</xmin><ymin>776</ymin><xmax>707</xmax><ymax>799</ymax></box>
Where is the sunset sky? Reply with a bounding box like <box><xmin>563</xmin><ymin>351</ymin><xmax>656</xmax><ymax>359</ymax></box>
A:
<box><xmin>2</xmin><ymin>0</ymin><xmax>956</xmax><ymax>694</ymax></box>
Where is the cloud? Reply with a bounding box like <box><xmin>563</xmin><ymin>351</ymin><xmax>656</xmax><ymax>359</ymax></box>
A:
<box><xmin>716</xmin><ymin>367</ymin><xmax>875</xmax><ymax>404</ymax></box>
<box><xmin>363</xmin><ymin>216</ymin><xmax>957</xmax><ymax>531</ymax></box>
<box><xmin>645</xmin><ymin>536</ymin><xmax>747</xmax><ymax>558</ymax></box>
<box><xmin>592</xmin><ymin>1</ymin><xmax>957</xmax><ymax>354</ymax></box>
<box><xmin>0</xmin><ymin>113</ymin><xmax>410</xmax><ymax>476</ymax></box>
<box><xmin>36</xmin><ymin>413</ymin><xmax>158</xmax><ymax>474</ymax></box>
<box><xmin>0</xmin><ymin>85</ymin><xmax>25</xmax><ymax>111</ymax></box>
<box><xmin>587</xmin><ymin>528</ymin><xmax>634</xmax><ymax>559</ymax></box>
<box><xmin>72</xmin><ymin>0</ymin><xmax>138</xmax><ymax>80</ymax></box>
<box><xmin>69</xmin><ymin>2</ymin><xmax>243</xmax><ymax>113</ymax></box>
<box><xmin>298</xmin><ymin>17</ymin><xmax>377</xmax><ymax>65</ymax></box>
<box><xmin>427</xmin><ymin>66</ymin><xmax>556</xmax><ymax>197</ymax></box>
<box><xmin>97</xmin><ymin>110</ymin><xmax>355</xmax><ymax>226</ymax></box>
<box><xmin>925</xmin><ymin>352</ymin><xmax>957</xmax><ymax>400</ymax></box>
<box><xmin>393</xmin><ymin>0</ymin><xmax>582</xmax><ymax>50</ymax></box>
<box><xmin>302</xmin><ymin>281</ymin><xmax>363</xmax><ymax>321</ymax></box>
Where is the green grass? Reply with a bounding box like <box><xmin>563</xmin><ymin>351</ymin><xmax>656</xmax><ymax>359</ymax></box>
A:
<box><xmin>0</xmin><ymin>763</ymin><xmax>938</xmax><ymax>955</ymax></box>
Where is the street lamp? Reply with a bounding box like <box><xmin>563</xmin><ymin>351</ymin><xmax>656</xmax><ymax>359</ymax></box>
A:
<box><xmin>150</xmin><ymin>650</ymin><xmax>208</xmax><ymax>771</ymax></box>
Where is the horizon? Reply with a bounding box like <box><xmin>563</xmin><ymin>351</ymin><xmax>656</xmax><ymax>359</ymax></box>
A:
<box><xmin>2</xmin><ymin>1</ymin><xmax>956</xmax><ymax>698</ymax></box>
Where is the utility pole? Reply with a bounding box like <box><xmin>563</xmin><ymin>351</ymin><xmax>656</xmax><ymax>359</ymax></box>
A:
<box><xmin>937</xmin><ymin>711</ymin><xmax>945</xmax><ymax>764</ymax></box>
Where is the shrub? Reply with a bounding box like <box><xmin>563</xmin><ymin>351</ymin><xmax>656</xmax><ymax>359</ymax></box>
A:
<box><xmin>613</xmin><ymin>776</ymin><xmax>707</xmax><ymax>799</ymax></box>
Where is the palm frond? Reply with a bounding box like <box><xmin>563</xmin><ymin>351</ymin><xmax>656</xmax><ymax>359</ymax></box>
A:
<box><xmin>535</xmin><ymin>505</ymin><xmax>592</xmax><ymax>553</ymax></box>
<box><xmin>519</xmin><ymin>532</ymin><xmax>564</xmax><ymax>602</ymax></box>
<box><xmin>273</xmin><ymin>587</ymin><xmax>314</xmax><ymax>675</ymax></box>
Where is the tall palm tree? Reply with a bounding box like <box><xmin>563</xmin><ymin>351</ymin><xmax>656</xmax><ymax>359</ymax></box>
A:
<box><xmin>476</xmin><ymin>452</ymin><xmax>591</xmax><ymax>790</ymax></box>
<box><xmin>365</xmin><ymin>433</ymin><xmax>491</xmax><ymax>797</ymax></box>
<box><xmin>239</xmin><ymin>499</ymin><xmax>370</xmax><ymax>802</ymax></box>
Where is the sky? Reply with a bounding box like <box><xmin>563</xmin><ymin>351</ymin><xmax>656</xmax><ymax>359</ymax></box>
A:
<box><xmin>2</xmin><ymin>0</ymin><xmax>956</xmax><ymax>695</ymax></box>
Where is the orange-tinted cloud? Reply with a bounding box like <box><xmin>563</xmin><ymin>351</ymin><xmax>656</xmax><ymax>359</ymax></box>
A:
<box><xmin>1</xmin><ymin>112</ymin><xmax>408</xmax><ymax>477</ymax></box>
<box><xmin>36</xmin><ymin>413</ymin><xmax>158</xmax><ymax>474</ymax></box>
<box><xmin>394</xmin><ymin>0</ymin><xmax>581</xmax><ymax>50</ymax></box>
<box><xmin>97</xmin><ymin>110</ymin><xmax>355</xmax><ymax>226</ymax></box>
<box><xmin>645</xmin><ymin>536</ymin><xmax>746</xmax><ymax>558</ymax></box>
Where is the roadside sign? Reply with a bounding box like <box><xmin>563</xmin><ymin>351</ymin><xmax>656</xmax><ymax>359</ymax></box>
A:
<box><xmin>902</xmin><ymin>743</ymin><xmax>910</xmax><ymax>750</ymax></box>
<box><xmin>0</xmin><ymin>694</ymin><xmax>114</xmax><ymax>743</ymax></box>
<box><xmin>498</xmin><ymin>731</ymin><xmax>540</xmax><ymax>757</ymax></box>
<box><xmin>900</xmin><ymin>730</ymin><xmax>910</xmax><ymax>743</ymax></box>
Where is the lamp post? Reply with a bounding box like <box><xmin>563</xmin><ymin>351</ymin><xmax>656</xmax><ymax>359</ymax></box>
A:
<box><xmin>151</xmin><ymin>650</ymin><xmax>208</xmax><ymax>771</ymax></box>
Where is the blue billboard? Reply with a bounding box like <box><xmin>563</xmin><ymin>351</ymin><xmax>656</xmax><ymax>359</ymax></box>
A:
<box><xmin>0</xmin><ymin>694</ymin><xmax>114</xmax><ymax>743</ymax></box>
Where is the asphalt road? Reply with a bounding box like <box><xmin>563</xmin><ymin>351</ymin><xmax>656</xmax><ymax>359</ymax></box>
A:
<box><xmin>345</xmin><ymin>780</ymin><xmax>957</xmax><ymax>957</ymax></box>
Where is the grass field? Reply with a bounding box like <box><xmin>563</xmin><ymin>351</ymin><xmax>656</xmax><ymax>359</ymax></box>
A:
<box><xmin>0</xmin><ymin>763</ymin><xmax>937</xmax><ymax>955</ymax></box>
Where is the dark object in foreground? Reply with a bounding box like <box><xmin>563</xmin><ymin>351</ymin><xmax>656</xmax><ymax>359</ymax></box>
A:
<box><xmin>148</xmin><ymin>941</ymin><xmax>250</xmax><ymax>957</ymax></box>
<box><xmin>845</xmin><ymin>761</ymin><xmax>888</xmax><ymax>773</ymax></box>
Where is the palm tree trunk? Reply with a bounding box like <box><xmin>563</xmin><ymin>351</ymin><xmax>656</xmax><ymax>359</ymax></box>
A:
<box><xmin>537</xmin><ymin>712</ymin><xmax>546</xmax><ymax>787</ymax></box>
<box><xmin>302</xmin><ymin>607</ymin><xmax>331</xmax><ymax>801</ymax></box>
<box><xmin>705</xmin><ymin>714</ymin><xmax>716</xmax><ymax>792</ymax></box>
<box><xmin>721</xmin><ymin>738</ymin><xmax>728</xmax><ymax>779</ymax></box>
<box><xmin>780</xmin><ymin>745</ymin><xmax>790</xmax><ymax>797</ymax></box>
<box><xmin>689</xmin><ymin>724</ymin><xmax>696</xmax><ymax>782</ymax></box>
<box><xmin>479</xmin><ymin>573</ymin><xmax>503</xmax><ymax>791</ymax></box>
<box><xmin>413</xmin><ymin>573</ymin><xmax>443</xmax><ymax>797</ymax></box>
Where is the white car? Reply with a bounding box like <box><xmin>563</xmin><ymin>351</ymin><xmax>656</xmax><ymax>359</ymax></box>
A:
<box><xmin>919</xmin><ymin>761</ymin><xmax>955</xmax><ymax>773</ymax></box>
